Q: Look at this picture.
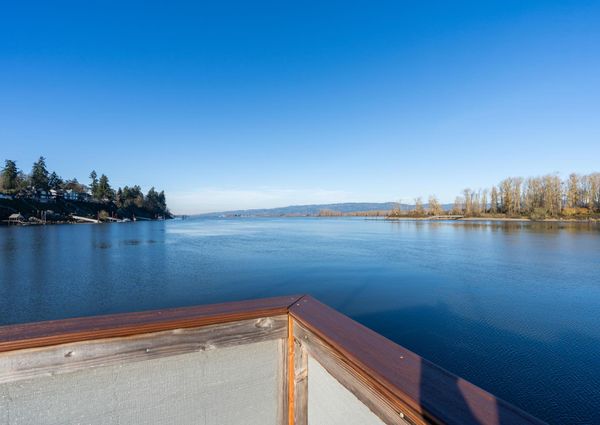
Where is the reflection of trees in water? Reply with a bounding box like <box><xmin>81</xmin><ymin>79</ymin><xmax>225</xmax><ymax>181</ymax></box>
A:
<box><xmin>390</xmin><ymin>220</ymin><xmax>599</xmax><ymax>235</ymax></box>
<box><xmin>459</xmin><ymin>221</ymin><xmax>600</xmax><ymax>235</ymax></box>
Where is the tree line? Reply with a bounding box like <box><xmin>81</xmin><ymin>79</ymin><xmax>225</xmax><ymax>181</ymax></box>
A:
<box><xmin>392</xmin><ymin>172</ymin><xmax>600</xmax><ymax>219</ymax></box>
<box><xmin>0</xmin><ymin>156</ymin><xmax>169</xmax><ymax>217</ymax></box>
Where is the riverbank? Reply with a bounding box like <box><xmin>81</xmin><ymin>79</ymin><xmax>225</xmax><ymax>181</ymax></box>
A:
<box><xmin>0</xmin><ymin>198</ymin><xmax>171</xmax><ymax>225</ymax></box>
<box><xmin>383</xmin><ymin>216</ymin><xmax>599</xmax><ymax>223</ymax></box>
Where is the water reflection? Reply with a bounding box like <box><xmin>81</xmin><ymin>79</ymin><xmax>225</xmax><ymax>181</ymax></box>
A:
<box><xmin>388</xmin><ymin>218</ymin><xmax>600</xmax><ymax>233</ymax></box>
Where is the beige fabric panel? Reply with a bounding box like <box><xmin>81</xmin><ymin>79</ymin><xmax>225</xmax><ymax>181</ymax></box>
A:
<box><xmin>307</xmin><ymin>356</ymin><xmax>385</xmax><ymax>425</ymax></box>
<box><xmin>0</xmin><ymin>339</ymin><xmax>280</xmax><ymax>425</ymax></box>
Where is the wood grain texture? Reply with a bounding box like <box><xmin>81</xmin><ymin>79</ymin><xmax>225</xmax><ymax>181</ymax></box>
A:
<box><xmin>0</xmin><ymin>316</ymin><xmax>287</xmax><ymax>384</ymax></box>
<box><xmin>0</xmin><ymin>295</ymin><xmax>302</xmax><ymax>353</ymax></box>
<box><xmin>293</xmin><ymin>338</ymin><xmax>308</xmax><ymax>425</ymax></box>
<box><xmin>290</xmin><ymin>296</ymin><xmax>546</xmax><ymax>425</ymax></box>
<box><xmin>277</xmin><ymin>337</ymin><xmax>290</xmax><ymax>425</ymax></box>
<box><xmin>294</xmin><ymin>321</ymin><xmax>414</xmax><ymax>425</ymax></box>
<box><xmin>287</xmin><ymin>315</ymin><xmax>296</xmax><ymax>425</ymax></box>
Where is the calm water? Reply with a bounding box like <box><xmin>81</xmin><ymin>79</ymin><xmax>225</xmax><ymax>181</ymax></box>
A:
<box><xmin>1</xmin><ymin>217</ymin><xmax>599</xmax><ymax>423</ymax></box>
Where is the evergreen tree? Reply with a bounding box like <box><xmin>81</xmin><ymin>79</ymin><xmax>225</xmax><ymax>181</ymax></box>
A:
<box><xmin>142</xmin><ymin>187</ymin><xmax>168</xmax><ymax>215</ymax></box>
<box><xmin>158</xmin><ymin>190</ymin><xmax>167</xmax><ymax>213</ymax></box>
<box><xmin>121</xmin><ymin>185</ymin><xmax>144</xmax><ymax>208</ymax></box>
<box><xmin>115</xmin><ymin>187</ymin><xmax>124</xmax><ymax>207</ymax></box>
<box><xmin>48</xmin><ymin>171</ymin><xmax>63</xmax><ymax>190</ymax></box>
<box><xmin>144</xmin><ymin>187</ymin><xmax>159</xmax><ymax>212</ymax></box>
<box><xmin>98</xmin><ymin>174</ymin><xmax>114</xmax><ymax>200</ymax></box>
<box><xmin>31</xmin><ymin>156</ymin><xmax>50</xmax><ymax>190</ymax></box>
<box><xmin>0</xmin><ymin>160</ymin><xmax>19</xmax><ymax>192</ymax></box>
<box><xmin>89</xmin><ymin>170</ymin><xmax>99</xmax><ymax>199</ymax></box>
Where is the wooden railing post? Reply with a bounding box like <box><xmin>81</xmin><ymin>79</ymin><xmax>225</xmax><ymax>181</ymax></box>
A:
<box><xmin>293</xmin><ymin>324</ymin><xmax>308</xmax><ymax>425</ymax></box>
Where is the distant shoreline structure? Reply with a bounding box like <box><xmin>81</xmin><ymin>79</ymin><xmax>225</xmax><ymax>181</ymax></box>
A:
<box><xmin>0</xmin><ymin>196</ymin><xmax>170</xmax><ymax>226</ymax></box>
<box><xmin>1</xmin><ymin>156</ymin><xmax>171</xmax><ymax>225</ymax></box>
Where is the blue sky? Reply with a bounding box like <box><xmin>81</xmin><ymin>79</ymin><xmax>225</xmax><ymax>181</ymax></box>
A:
<box><xmin>1</xmin><ymin>1</ymin><xmax>599</xmax><ymax>213</ymax></box>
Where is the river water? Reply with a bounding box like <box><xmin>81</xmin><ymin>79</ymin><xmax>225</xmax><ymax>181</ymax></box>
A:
<box><xmin>1</xmin><ymin>217</ymin><xmax>598</xmax><ymax>423</ymax></box>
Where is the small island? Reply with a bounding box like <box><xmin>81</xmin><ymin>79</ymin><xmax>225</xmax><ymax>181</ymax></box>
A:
<box><xmin>0</xmin><ymin>156</ymin><xmax>171</xmax><ymax>225</ymax></box>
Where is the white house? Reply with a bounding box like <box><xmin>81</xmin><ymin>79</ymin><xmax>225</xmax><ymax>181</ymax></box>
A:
<box><xmin>8</xmin><ymin>213</ymin><xmax>24</xmax><ymax>224</ymax></box>
<box><xmin>50</xmin><ymin>189</ymin><xmax>64</xmax><ymax>199</ymax></box>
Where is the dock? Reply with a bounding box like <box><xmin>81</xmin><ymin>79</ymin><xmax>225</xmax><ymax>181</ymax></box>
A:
<box><xmin>71</xmin><ymin>215</ymin><xmax>100</xmax><ymax>223</ymax></box>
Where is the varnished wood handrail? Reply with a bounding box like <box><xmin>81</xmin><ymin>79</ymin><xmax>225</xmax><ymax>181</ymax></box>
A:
<box><xmin>0</xmin><ymin>295</ymin><xmax>303</xmax><ymax>353</ymax></box>
<box><xmin>290</xmin><ymin>296</ymin><xmax>546</xmax><ymax>425</ymax></box>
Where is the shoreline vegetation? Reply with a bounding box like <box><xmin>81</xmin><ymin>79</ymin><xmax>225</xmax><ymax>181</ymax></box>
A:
<box><xmin>382</xmin><ymin>216</ymin><xmax>598</xmax><ymax>223</ymax></box>
<box><xmin>0</xmin><ymin>156</ymin><xmax>171</xmax><ymax>225</ymax></box>
<box><xmin>318</xmin><ymin>172</ymin><xmax>600</xmax><ymax>222</ymax></box>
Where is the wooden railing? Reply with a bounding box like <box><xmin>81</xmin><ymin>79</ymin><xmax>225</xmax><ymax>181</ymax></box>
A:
<box><xmin>0</xmin><ymin>295</ymin><xmax>545</xmax><ymax>425</ymax></box>
<box><xmin>289</xmin><ymin>296</ymin><xmax>546</xmax><ymax>425</ymax></box>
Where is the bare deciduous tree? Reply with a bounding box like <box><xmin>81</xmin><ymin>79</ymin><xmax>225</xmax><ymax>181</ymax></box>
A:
<box><xmin>414</xmin><ymin>197</ymin><xmax>424</xmax><ymax>216</ymax></box>
<box><xmin>428</xmin><ymin>195</ymin><xmax>443</xmax><ymax>216</ymax></box>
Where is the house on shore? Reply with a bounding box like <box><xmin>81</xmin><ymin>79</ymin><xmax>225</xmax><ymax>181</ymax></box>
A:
<box><xmin>34</xmin><ymin>190</ymin><xmax>51</xmax><ymax>203</ymax></box>
<box><xmin>8</xmin><ymin>213</ymin><xmax>25</xmax><ymax>224</ymax></box>
<box><xmin>78</xmin><ymin>191</ymin><xmax>92</xmax><ymax>202</ymax></box>
<box><xmin>50</xmin><ymin>189</ymin><xmax>64</xmax><ymax>200</ymax></box>
<box><xmin>64</xmin><ymin>190</ymin><xmax>75</xmax><ymax>201</ymax></box>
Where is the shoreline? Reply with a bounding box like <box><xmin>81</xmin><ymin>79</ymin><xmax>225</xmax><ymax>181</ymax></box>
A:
<box><xmin>382</xmin><ymin>216</ymin><xmax>599</xmax><ymax>223</ymax></box>
<box><xmin>0</xmin><ymin>217</ymin><xmax>169</xmax><ymax>227</ymax></box>
<box><xmin>202</xmin><ymin>215</ymin><xmax>599</xmax><ymax>224</ymax></box>
<box><xmin>1</xmin><ymin>197</ymin><xmax>172</xmax><ymax>226</ymax></box>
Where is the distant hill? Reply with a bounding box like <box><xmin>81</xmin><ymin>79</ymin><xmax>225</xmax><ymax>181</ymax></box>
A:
<box><xmin>197</xmin><ymin>202</ymin><xmax>453</xmax><ymax>217</ymax></box>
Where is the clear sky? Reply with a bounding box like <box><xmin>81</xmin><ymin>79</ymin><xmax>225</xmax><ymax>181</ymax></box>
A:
<box><xmin>1</xmin><ymin>1</ymin><xmax>599</xmax><ymax>213</ymax></box>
